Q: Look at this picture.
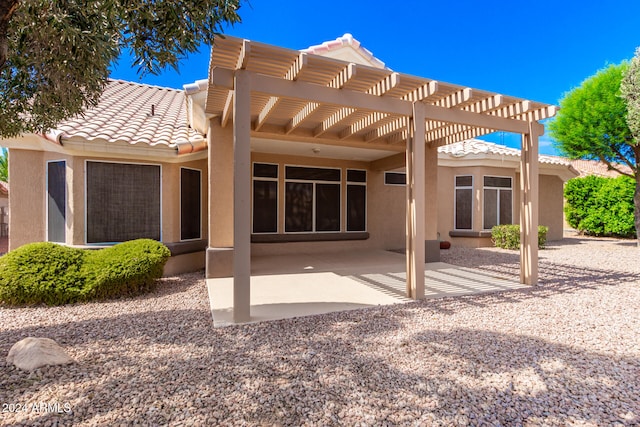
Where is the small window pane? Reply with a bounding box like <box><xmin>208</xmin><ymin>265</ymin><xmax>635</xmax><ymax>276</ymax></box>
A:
<box><xmin>286</xmin><ymin>166</ymin><xmax>340</xmax><ymax>181</ymax></box>
<box><xmin>347</xmin><ymin>185</ymin><xmax>366</xmax><ymax>231</ymax></box>
<box><xmin>347</xmin><ymin>169</ymin><xmax>366</xmax><ymax>183</ymax></box>
<box><xmin>181</xmin><ymin>169</ymin><xmax>201</xmax><ymax>240</ymax></box>
<box><xmin>484</xmin><ymin>188</ymin><xmax>498</xmax><ymax>229</ymax></box>
<box><xmin>455</xmin><ymin>188</ymin><xmax>472</xmax><ymax>230</ymax></box>
<box><xmin>455</xmin><ymin>175</ymin><xmax>472</xmax><ymax>187</ymax></box>
<box><xmin>500</xmin><ymin>189</ymin><xmax>513</xmax><ymax>225</ymax></box>
<box><xmin>484</xmin><ymin>176</ymin><xmax>512</xmax><ymax>188</ymax></box>
<box><xmin>285</xmin><ymin>182</ymin><xmax>313</xmax><ymax>232</ymax></box>
<box><xmin>253</xmin><ymin>163</ymin><xmax>278</xmax><ymax>178</ymax></box>
<box><xmin>253</xmin><ymin>180</ymin><xmax>278</xmax><ymax>233</ymax></box>
<box><xmin>385</xmin><ymin>172</ymin><xmax>406</xmax><ymax>185</ymax></box>
<box><xmin>47</xmin><ymin>161</ymin><xmax>66</xmax><ymax>243</ymax></box>
<box><xmin>315</xmin><ymin>184</ymin><xmax>340</xmax><ymax>232</ymax></box>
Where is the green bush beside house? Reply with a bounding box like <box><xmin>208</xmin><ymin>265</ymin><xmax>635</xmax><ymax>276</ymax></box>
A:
<box><xmin>491</xmin><ymin>225</ymin><xmax>549</xmax><ymax>250</ymax></box>
<box><xmin>0</xmin><ymin>239</ymin><xmax>170</xmax><ymax>306</ymax></box>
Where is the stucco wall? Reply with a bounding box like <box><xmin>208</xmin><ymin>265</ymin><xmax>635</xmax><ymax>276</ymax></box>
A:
<box><xmin>9</xmin><ymin>149</ymin><xmax>45</xmax><ymax>249</ymax></box>
<box><xmin>9</xmin><ymin>149</ymin><xmax>208</xmax><ymax>250</ymax></box>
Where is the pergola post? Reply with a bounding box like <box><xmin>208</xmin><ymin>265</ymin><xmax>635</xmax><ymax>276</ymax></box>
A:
<box><xmin>424</xmin><ymin>143</ymin><xmax>440</xmax><ymax>262</ymax></box>
<box><xmin>233</xmin><ymin>70</ymin><xmax>252</xmax><ymax>322</ymax></box>
<box><xmin>406</xmin><ymin>102</ymin><xmax>426</xmax><ymax>299</ymax></box>
<box><xmin>520</xmin><ymin>121</ymin><xmax>540</xmax><ymax>285</ymax></box>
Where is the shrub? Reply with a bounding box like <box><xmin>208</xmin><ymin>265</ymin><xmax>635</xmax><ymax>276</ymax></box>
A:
<box><xmin>0</xmin><ymin>239</ymin><xmax>170</xmax><ymax>306</ymax></box>
<box><xmin>491</xmin><ymin>225</ymin><xmax>549</xmax><ymax>250</ymax></box>
<box><xmin>564</xmin><ymin>175</ymin><xmax>635</xmax><ymax>237</ymax></box>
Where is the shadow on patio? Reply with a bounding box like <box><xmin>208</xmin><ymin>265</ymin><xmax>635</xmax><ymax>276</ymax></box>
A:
<box><xmin>206</xmin><ymin>249</ymin><xmax>526</xmax><ymax>326</ymax></box>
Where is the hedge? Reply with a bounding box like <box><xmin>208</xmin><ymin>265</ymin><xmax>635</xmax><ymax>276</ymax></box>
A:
<box><xmin>564</xmin><ymin>175</ymin><xmax>635</xmax><ymax>237</ymax></box>
<box><xmin>491</xmin><ymin>224</ymin><xmax>549</xmax><ymax>250</ymax></box>
<box><xmin>0</xmin><ymin>239</ymin><xmax>170</xmax><ymax>306</ymax></box>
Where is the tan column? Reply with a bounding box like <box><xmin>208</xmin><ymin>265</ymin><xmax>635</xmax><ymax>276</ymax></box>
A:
<box><xmin>406</xmin><ymin>102</ymin><xmax>426</xmax><ymax>299</ymax></box>
<box><xmin>205</xmin><ymin>116</ymin><xmax>235</xmax><ymax>279</ymax></box>
<box><xmin>424</xmin><ymin>143</ymin><xmax>440</xmax><ymax>262</ymax></box>
<box><xmin>233</xmin><ymin>70</ymin><xmax>252</xmax><ymax>323</ymax></box>
<box><xmin>520</xmin><ymin>122</ymin><xmax>540</xmax><ymax>285</ymax></box>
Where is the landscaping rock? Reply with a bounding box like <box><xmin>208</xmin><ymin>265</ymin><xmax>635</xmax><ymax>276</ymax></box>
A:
<box><xmin>6</xmin><ymin>337</ymin><xmax>74</xmax><ymax>371</ymax></box>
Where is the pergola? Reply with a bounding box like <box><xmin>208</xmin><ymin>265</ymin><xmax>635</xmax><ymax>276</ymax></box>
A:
<box><xmin>204</xmin><ymin>36</ymin><xmax>557</xmax><ymax>322</ymax></box>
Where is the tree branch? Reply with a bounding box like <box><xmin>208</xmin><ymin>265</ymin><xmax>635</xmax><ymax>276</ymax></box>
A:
<box><xmin>0</xmin><ymin>0</ymin><xmax>19</xmax><ymax>69</ymax></box>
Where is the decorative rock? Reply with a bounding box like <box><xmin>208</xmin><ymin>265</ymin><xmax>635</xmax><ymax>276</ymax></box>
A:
<box><xmin>6</xmin><ymin>337</ymin><xmax>74</xmax><ymax>371</ymax></box>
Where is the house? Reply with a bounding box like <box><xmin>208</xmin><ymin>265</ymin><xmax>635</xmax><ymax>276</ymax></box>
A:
<box><xmin>1</xmin><ymin>34</ymin><xmax>575</xmax><ymax>321</ymax></box>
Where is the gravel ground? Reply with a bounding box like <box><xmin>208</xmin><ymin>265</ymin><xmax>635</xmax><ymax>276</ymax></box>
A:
<box><xmin>1</xmin><ymin>235</ymin><xmax>639</xmax><ymax>426</ymax></box>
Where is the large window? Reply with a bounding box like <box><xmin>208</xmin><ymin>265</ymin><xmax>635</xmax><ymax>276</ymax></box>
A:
<box><xmin>483</xmin><ymin>176</ymin><xmax>512</xmax><ymax>229</ymax></box>
<box><xmin>253</xmin><ymin>163</ymin><xmax>278</xmax><ymax>233</ymax></box>
<box><xmin>181</xmin><ymin>168</ymin><xmax>201</xmax><ymax>241</ymax></box>
<box><xmin>346</xmin><ymin>169</ymin><xmax>366</xmax><ymax>232</ymax></box>
<box><xmin>47</xmin><ymin>160</ymin><xmax>66</xmax><ymax>243</ymax></box>
<box><xmin>454</xmin><ymin>175</ymin><xmax>473</xmax><ymax>230</ymax></box>
<box><xmin>86</xmin><ymin>161</ymin><xmax>161</xmax><ymax>243</ymax></box>
<box><xmin>285</xmin><ymin>166</ymin><xmax>340</xmax><ymax>233</ymax></box>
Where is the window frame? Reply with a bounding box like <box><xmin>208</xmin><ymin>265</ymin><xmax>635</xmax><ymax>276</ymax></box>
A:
<box><xmin>384</xmin><ymin>171</ymin><xmax>407</xmax><ymax>186</ymax></box>
<box><xmin>180</xmin><ymin>167</ymin><xmax>202</xmax><ymax>242</ymax></box>
<box><xmin>284</xmin><ymin>164</ymin><xmax>342</xmax><ymax>234</ymax></box>
<box><xmin>346</xmin><ymin>168</ymin><xmax>367</xmax><ymax>232</ymax></box>
<box><xmin>46</xmin><ymin>159</ymin><xmax>67</xmax><ymax>243</ymax></box>
<box><xmin>84</xmin><ymin>160</ymin><xmax>163</xmax><ymax>245</ymax></box>
<box><xmin>454</xmin><ymin>175</ymin><xmax>473</xmax><ymax>231</ymax></box>
<box><xmin>482</xmin><ymin>175</ymin><xmax>513</xmax><ymax>230</ymax></box>
<box><xmin>252</xmin><ymin>162</ymin><xmax>279</xmax><ymax>234</ymax></box>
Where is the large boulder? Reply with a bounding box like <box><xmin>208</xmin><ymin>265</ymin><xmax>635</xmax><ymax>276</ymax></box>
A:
<box><xmin>6</xmin><ymin>337</ymin><xmax>74</xmax><ymax>371</ymax></box>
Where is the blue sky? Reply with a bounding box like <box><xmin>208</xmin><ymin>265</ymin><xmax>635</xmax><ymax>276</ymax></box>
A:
<box><xmin>111</xmin><ymin>0</ymin><xmax>640</xmax><ymax>155</ymax></box>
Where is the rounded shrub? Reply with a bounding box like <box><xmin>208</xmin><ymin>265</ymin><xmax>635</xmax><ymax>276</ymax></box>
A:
<box><xmin>0</xmin><ymin>239</ymin><xmax>170</xmax><ymax>306</ymax></box>
<box><xmin>491</xmin><ymin>225</ymin><xmax>549</xmax><ymax>250</ymax></box>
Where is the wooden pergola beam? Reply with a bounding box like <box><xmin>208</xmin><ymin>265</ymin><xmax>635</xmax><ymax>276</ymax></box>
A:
<box><xmin>254</xmin><ymin>53</ymin><xmax>308</xmax><ymax>131</ymax></box>
<box><xmin>210</xmin><ymin>66</ymin><xmax>536</xmax><ymax>136</ymax></box>
<box><xmin>286</xmin><ymin>63</ymin><xmax>357</xmax><ymax>134</ymax></box>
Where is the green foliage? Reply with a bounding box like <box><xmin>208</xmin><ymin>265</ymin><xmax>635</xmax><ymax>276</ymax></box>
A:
<box><xmin>0</xmin><ymin>0</ymin><xmax>242</xmax><ymax>137</ymax></box>
<box><xmin>549</xmin><ymin>63</ymin><xmax>636</xmax><ymax>175</ymax></box>
<box><xmin>0</xmin><ymin>147</ymin><xmax>6</xmax><ymax>182</ymax></box>
<box><xmin>563</xmin><ymin>176</ymin><xmax>636</xmax><ymax>237</ymax></box>
<box><xmin>491</xmin><ymin>225</ymin><xmax>549</xmax><ymax>250</ymax></box>
<box><xmin>621</xmin><ymin>47</ymin><xmax>640</xmax><ymax>145</ymax></box>
<box><xmin>0</xmin><ymin>239</ymin><xmax>170</xmax><ymax>306</ymax></box>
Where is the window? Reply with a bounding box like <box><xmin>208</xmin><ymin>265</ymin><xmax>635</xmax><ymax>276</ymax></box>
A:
<box><xmin>384</xmin><ymin>171</ymin><xmax>406</xmax><ymax>186</ymax></box>
<box><xmin>47</xmin><ymin>160</ymin><xmax>66</xmax><ymax>243</ymax></box>
<box><xmin>483</xmin><ymin>176</ymin><xmax>512</xmax><ymax>229</ymax></box>
<box><xmin>86</xmin><ymin>161</ymin><xmax>161</xmax><ymax>243</ymax></box>
<box><xmin>285</xmin><ymin>166</ymin><xmax>340</xmax><ymax>233</ymax></box>
<box><xmin>181</xmin><ymin>168</ymin><xmax>201</xmax><ymax>240</ymax></box>
<box><xmin>454</xmin><ymin>175</ymin><xmax>473</xmax><ymax>230</ymax></box>
<box><xmin>346</xmin><ymin>169</ymin><xmax>366</xmax><ymax>231</ymax></box>
<box><xmin>253</xmin><ymin>163</ymin><xmax>278</xmax><ymax>233</ymax></box>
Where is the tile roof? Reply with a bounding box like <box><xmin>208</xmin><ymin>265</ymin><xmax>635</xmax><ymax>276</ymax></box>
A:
<box><xmin>45</xmin><ymin>80</ymin><xmax>205</xmax><ymax>154</ymax></box>
<box><xmin>569</xmin><ymin>159</ymin><xmax>633</xmax><ymax>177</ymax></box>
<box><xmin>302</xmin><ymin>33</ymin><xmax>386</xmax><ymax>69</ymax></box>
<box><xmin>438</xmin><ymin>139</ymin><xmax>572</xmax><ymax>166</ymax></box>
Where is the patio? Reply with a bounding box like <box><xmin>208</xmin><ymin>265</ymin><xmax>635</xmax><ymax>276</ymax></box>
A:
<box><xmin>207</xmin><ymin>249</ymin><xmax>526</xmax><ymax>326</ymax></box>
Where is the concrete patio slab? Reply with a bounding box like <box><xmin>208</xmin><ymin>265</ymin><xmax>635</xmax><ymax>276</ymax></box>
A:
<box><xmin>206</xmin><ymin>250</ymin><xmax>526</xmax><ymax>327</ymax></box>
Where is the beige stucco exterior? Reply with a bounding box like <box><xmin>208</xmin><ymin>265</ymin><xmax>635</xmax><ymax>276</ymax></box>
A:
<box><xmin>9</xmin><ymin>149</ymin><xmax>208</xmax><ymax>262</ymax></box>
<box><xmin>7</xmin><ymin>142</ymin><xmax>571</xmax><ymax>273</ymax></box>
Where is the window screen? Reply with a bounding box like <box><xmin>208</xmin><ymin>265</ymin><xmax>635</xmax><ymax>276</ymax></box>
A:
<box><xmin>86</xmin><ymin>162</ymin><xmax>161</xmax><ymax>243</ymax></box>
<box><xmin>285</xmin><ymin>182</ymin><xmax>313</xmax><ymax>232</ymax></box>
<box><xmin>253</xmin><ymin>180</ymin><xmax>278</xmax><ymax>233</ymax></box>
<box><xmin>454</xmin><ymin>175</ymin><xmax>473</xmax><ymax>230</ymax></box>
<box><xmin>385</xmin><ymin>172</ymin><xmax>406</xmax><ymax>185</ymax></box>
<box><xmin>347</xmin><ymin>185</ymin><xmax>366</xmax><ymax>231</ymax></box>
<box><xmin>47</xmin><ymin>161</ymin><xmax>66</xmax><ymax>243</ymax></box>
<box><xmin>315</xmin><ymin>183</ymin><xmax>340</xmax><ymax>232</ymax></box>
<box><xmin>181</xmin><ymin>168</ymin><xmax>201</xmax><ymax>240</ymax></box>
